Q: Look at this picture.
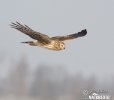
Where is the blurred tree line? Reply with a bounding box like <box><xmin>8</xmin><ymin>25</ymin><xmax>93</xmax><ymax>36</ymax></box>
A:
<box><xmin>0</xmin><ymin>56</ymin><xmax>113</xmax><ymax>100</ymax></box>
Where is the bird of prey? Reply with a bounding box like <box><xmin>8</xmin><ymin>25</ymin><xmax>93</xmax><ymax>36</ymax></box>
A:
<box><xmin>10</xmin><ymin>22</ymin><xmax>87</xmax><ymax>51</ymax></box>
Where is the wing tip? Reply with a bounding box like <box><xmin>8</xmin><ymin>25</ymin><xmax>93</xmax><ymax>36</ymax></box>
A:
<box><xmin>10</xmin><ymin>21</ymin><xmax>18</xmax><ymax>28</ymax></box>
<box><xmin>10</xmin><ymin>21</ymin><xmax>25</xmax><ymax>29</ymax></box>
<box><xmin>78</xmin><ymin>29</ymin><xmax>87</xmax><ymax>36</ymax></box>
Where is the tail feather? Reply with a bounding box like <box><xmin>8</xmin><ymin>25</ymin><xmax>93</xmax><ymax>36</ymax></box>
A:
<box><xmin>21</xmin><ymin>41</ymin><xmax>33</xmax><ymax>43</ymax></box>
<box><xmin>21</xmin><ymin>41</ymin><xmax>35</xmax><ymax>46</ymax></box>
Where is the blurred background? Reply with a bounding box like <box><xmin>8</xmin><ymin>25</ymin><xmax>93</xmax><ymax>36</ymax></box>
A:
<box><xmin>0</xmin><ymin>0</ymin><xmax>114</xmax><ymax>100</ymax></box>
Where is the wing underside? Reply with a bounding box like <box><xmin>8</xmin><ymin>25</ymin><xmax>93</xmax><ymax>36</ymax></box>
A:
<box><xmin>10</xmin><ymin>22</ymin><xmax>51</xmax><ymax>44</ymax></box>
<box><xmin>51</xmin><ymin>29</ymin><xmax>87</xmax><ymax>41</ymax></box>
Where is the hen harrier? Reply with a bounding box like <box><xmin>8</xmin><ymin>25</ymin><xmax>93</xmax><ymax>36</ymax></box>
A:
<box><xmin>10</xmin><ymin>22</ymin><xmax>87</xmax><ymax>51</ymax></box>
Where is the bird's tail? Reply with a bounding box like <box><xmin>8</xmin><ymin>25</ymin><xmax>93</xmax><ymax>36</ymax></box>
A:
<box><xmin>21</xmin><ymin>41</ymin><xmax>35</xmax><ymax>46</ymax></box>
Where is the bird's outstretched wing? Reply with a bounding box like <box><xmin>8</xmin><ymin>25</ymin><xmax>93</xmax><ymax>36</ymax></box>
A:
<box><xmin>10</xmin><ymin>22</ymin><xmax>51</xmax><ymax>44</ymax></box>
<box><xmin>51</xmin><ymin>29</ymin><xmax>87</xmax><ymax>41</ymax></box>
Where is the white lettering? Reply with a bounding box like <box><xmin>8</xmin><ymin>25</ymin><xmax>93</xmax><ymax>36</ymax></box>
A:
<box><xmin>89</xmin><ymin>95</ymin><xmax>110</xmax><ymax>99</ymax></box>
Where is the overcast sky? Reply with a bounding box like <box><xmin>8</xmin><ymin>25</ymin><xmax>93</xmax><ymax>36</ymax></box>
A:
<box><xmin>0</xmin><ymin>0</ymin><xmax>114</xmax><ymax>80</ymax></box>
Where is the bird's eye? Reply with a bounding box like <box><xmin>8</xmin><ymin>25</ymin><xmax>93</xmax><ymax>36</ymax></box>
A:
<box><xmin>60</xmin><ymin>43</ymin><xmax>65</xmax><ymax>49</ymax></box>
<box><xmin>61</xmin><ymin>44</ymin><xmax>64</xmax><ymax>47</ymax></box>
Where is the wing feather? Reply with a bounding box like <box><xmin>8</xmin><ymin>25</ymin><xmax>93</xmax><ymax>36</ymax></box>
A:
<box><xmin>51</xmin><ymin>29</ymin><xmax>87</xmax><ymax>41</ymax></box>
<box><xmin>10</xmin><ymin>22</ymin><xmax>51</xmax><ymax>44</ymax></box>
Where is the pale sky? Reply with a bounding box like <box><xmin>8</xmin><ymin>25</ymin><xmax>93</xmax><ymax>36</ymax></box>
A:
<box><xmin>0</xmin><ymin>0</ymin><xmax>114</xmax><ymax>80</ymax></box>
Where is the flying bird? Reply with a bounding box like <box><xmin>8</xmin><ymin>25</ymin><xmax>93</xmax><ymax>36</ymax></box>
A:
<box><xmin>10</xmin><ymin>22</ymin><xmax>87</xmax><ymax>51</ymax></box>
